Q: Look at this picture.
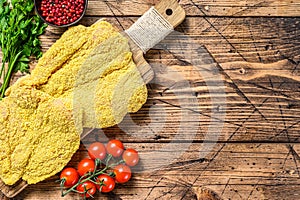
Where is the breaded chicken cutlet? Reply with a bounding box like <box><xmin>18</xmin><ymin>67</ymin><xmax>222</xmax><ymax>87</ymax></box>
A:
<box><xmin>0</xmin><ymin>20</ymin><xmax>147</xmax><ymax>185</ymax></box>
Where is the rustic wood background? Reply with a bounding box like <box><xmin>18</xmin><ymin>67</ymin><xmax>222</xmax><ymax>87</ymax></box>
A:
<box><xmin>2</xmin><ymin>0</ymin><xmax>300</xmax><ymax>199</ymax></box>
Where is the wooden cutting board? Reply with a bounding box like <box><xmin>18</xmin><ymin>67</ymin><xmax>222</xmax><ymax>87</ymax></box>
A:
<box><xmin>128</xmin><ymin>0</ymin><xmax>186</xmax><ymax>84</ymax></box>
<box><xmin>0</xmin><ymin>0</ymin><xmax>185</xmax><ymax>198</ymax></box>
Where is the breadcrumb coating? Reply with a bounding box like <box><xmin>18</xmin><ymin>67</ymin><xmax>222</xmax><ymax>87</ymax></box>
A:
<box><xmin>0</xmin><ymin>20</ymin><xmax>147</xmax><ymax>185</ymax></box>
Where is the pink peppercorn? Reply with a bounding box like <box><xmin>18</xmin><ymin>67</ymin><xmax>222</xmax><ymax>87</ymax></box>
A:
<box><xmin>39</xmin><ymin>0</ymin><xmax>85</xmax><ymax>26</ymax></box>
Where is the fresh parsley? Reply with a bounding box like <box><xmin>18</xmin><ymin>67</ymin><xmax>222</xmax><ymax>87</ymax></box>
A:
<box><xmin>0</xmin><ymin>0</ymin><xmax>47</xmax><ymax>99</ymax></box>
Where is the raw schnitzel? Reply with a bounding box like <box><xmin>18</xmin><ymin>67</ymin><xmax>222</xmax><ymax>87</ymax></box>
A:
<box><xmin>0</xmin><ymin>20</ymin><xmax>147</xmax><ymax>185</ymax></box>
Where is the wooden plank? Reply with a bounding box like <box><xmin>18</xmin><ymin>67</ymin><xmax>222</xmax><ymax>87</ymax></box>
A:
<box><xmin>12</xmin><ymin>143</ymin><xmax>300</xmax><ymax>200</ymax></box>
<box><xmin>1</xmin><ymin>14</ymin><xmax>300</xmax><ymax>199</ymax></box>
<box><xmin>1</xmin><ymin>7</ymin><xmax>299</xmax><ymax>200</ymax></box>
<box><xmin>83</xmin><ymin>0</ymin><xmax>300</xmax><ymax>17</ymax></box>
<box><xmin>11</xmin><ymin>17</ymin><xmax>299</xmax><ymax>143</ymax></box>
<box><xmin>39</xmin><ymin>17</ymin><xmax>300</xmax><ymax>64</ymax></box>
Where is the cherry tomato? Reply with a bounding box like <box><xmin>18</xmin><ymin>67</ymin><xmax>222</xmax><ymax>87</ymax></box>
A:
<box><xmin>88</xmin><ymin>142</ymin><xmax>106</xmax><ymax>160</ymax></box>
<box><xmin>106</xmin><ymin>139</ymin><xmax>124</xmax><ymax>157</ymax></box>
<box><xmin>76</xmin><ymin>181</ymin><xmax>97</xmax><ymax>198</ymax></box>
<box><xmin>77</xmin><ymin>158</ymin><xmax>95</xmax><ymax>176</ymax></box>
<box><xmin>122</xmin><ymin>148</ymin><xmax>139</xmax><ymax>167</ymax></box>
<box><xmin>96</xmin><ymin>174</ymin><xmax>115</xmax><ymax>193</ymax></box>
<box><xmin>60</xmin><ymin>167</ymin><xmax>79</xmax><ymax>188</ymax></box>
<box><xmin>114</xmin><ymin>164</ymin><xmax>131</xmax><ymax>184</ymax></box>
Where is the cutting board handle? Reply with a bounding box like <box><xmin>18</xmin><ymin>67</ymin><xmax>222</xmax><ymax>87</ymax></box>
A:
<box><xmin>125</xmin><ymin>0</ymin><xmax>186</xmax><ymax>53</ymax></box>
<box><xmin>154</xmin><ymin>0</ymin><xmax>186</xmax><ymax>28</ymax></box>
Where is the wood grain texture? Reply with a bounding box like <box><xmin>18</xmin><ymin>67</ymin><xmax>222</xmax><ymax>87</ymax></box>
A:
<box><xmin>1</xmin><ymin>0</ymin><xmax>300</xmax><ymax>199</ymax></box>
<box><xmin>6</xmin><ymin>143</ymin><xmax>300</xmax><ymax>200</ymax></box>
<box><xmin>154</xmin><ymin>0</ymin><xmax>186</xmax><ymax>27</ymax></box>
<box><xmin>34</xmin><ymin>17</ymin><xmax>300</xmax><ymax>143</ymax></box>
<box><xmin>83</xmin><ymin>0</ymin><xmax>300</xmax><ymax>17</ymax></box>
<box><xmin>127</xmin><ymin>0</ymin><xmax>186</xmax><ymax>84</ymax></box>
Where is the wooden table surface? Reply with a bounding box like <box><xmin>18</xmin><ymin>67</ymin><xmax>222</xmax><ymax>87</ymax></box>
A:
<box><xmin>2</xmin><ymin>0</ymin><xmax>300</xmax><ymax>199</ymax></box>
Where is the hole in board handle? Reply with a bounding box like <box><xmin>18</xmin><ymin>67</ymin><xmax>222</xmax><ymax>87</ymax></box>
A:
<box><xmin>166</xmin><ymin>9</ymin><xmax>173</xmax><ymax>16</ymax></box>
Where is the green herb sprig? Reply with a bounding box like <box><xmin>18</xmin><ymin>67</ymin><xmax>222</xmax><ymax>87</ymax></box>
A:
<box><xmin>0</xmin><ymin>0</ymin><xmax>47</xmax><ymax>99</ymax></box>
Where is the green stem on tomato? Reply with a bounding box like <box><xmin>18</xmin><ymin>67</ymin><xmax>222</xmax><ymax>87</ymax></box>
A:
<box><xmin>92</xmin><ymin>159</ymin><xmax>101</xmax><ymax>175</ymax></box>
<box><xmin>61</xmin><ymin>155</ymin><xmax>122</xmax><ymax>197</ymax></box>
<box><xmin>59</xmin><ymin>178</ymin><xmax>66</xmax><ymax>197</ymax></box>
<box><xmin>105</xmin><ymin>154</ymin><xmax>113</xmax><ymax>166</ymax></box>
<box><xmin>61</xmin><ymin>166</ymin><xmax>108</xmax><ymax>197</ymax></box>
<box><xmin>89</xmin><ymin>179</ymin><xmax>99</xmax><ymax>185</ymax></box>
